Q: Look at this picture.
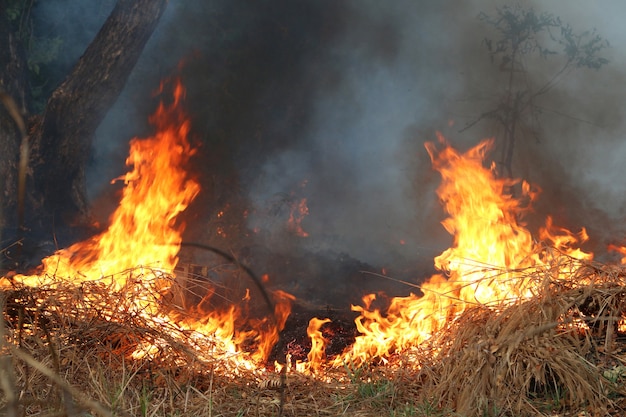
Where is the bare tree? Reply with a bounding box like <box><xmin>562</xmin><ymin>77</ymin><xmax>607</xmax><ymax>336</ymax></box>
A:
<box><xmin>463</xmin><ymin>5</ymin><xmax>609</xmax><ymax>177</ymax></box>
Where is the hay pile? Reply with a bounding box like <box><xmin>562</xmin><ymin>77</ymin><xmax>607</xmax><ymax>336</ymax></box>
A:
<box><xmin>0</xmin><ymin>270</ymin><xmax>264</xmax><ymax>416</ymax></box>
<box><xmin>1</xmin><ymin>256</ymin><xmax>626</xmax><ymax>416</ymax></box>
<box><xmin>417</xmin><ymin>256</ymin><xmax>626</xmax><ymax>416</ymax></box>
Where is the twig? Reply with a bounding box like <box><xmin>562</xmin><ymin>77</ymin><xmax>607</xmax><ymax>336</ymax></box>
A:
<box><xmin>9</xmin><ymin>344</ymin><xmax>119</xmax><ymax>417</ymax></box>
<box><xmin>0</xmin><ymin>294</ymin><xmax>19</xmax><ymax>417</ymax></box>
<box><xmin>180</xmin><ymin>242</ymin><xmax>276</xmax><ymax>326</ymax></box>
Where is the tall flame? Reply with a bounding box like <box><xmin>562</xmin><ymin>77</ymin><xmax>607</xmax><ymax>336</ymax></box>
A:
<box><xmin>313</xmin><ymin>133</ymin><xmax>592</xmax><ymax>369</ymax></box>
<box><xmin>428</xmin><ymin>134</ymin><xmax>539</xmax><ymax>303</ymax></box>
<box><xmin>1</xmin><ymin>78</ymin><xmax>291</xmax><ymax>366</ymax></box>
<box><xmin>2</xmin><ymin>79</ymin><xmax>199</xmax><ymax>289</ymax></box>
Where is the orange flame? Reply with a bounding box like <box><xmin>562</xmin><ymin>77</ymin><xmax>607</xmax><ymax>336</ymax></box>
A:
<box><xmin>3</xmin><ymin>79</ymin><xmax>200</xmax><ymax>289</ymax></box>
<box><xmin>286</xmin><ymin>179</ymin><xmax>309</xmax><ymax>237</ymax></box>
<box><xmin>305</xmin><ymin>317</ymin><xmax>331</xmax><ymax>372</ymax></box>
<box><xmin>1</xmin><ymin>78</ymin><xmax>291</xmax><ymax>368</ymax></box>
<box><xmin>608</xmin><ymin>244</ymin><xmax>626</xmax><ymax>264</ymax></box>
<box><xmin>300</xmin><ymin>133</ymin><xmax>592</xmax><ymax>370</ymax></box>
<box><xmin>3</xmin><ymin>81</ymin><xmax>602</xmax><ymax>376</ymax></box>
<box><xmin>287</xmin><ymin>198</ymin><xmax>309</xmax><ymax>237</ymax></box>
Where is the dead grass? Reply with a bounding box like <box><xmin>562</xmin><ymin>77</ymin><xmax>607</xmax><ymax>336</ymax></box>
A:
<box><xmin>416</xmin><ymin>254</ymin><xmax>626</xmax><ymax>416</ymax></box>
<box><xmin>2</xmin><ymin>255</ymin><xmax>626</xmax><ymax>416</ymax></box>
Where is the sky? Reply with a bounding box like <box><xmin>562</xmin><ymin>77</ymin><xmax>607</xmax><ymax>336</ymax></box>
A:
<box><xmin>34</xmin><ymin>1</ymin><xmax>626</xmax><ymax>301</ymax></box>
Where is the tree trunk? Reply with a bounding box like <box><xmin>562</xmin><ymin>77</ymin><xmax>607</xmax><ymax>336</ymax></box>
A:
<box><xmin>0</xmin><ymin>0</ymin><xmax>31</xmax><ymax>268</ymax></box>
<box><xmin>30</xmin><ymin>0</ymin><xmax>168</xmax><ymax>229</ymax></box>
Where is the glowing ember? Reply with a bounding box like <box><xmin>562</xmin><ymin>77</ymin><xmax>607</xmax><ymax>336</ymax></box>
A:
<box><xmin>286</xmin><ymin>198</ymin><xmax>309</xmax><ymax>237</ymax></box>
<box><xmin>287</xmin><ymin>180</ymin><xmax>310</xmax><ymax>237</ymax></box>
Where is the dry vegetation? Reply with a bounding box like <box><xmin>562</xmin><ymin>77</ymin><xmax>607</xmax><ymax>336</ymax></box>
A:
<box><xmin>2</xmin><ymin>254</ymin><xmax>626</xmax><ymax>417</ymax></box>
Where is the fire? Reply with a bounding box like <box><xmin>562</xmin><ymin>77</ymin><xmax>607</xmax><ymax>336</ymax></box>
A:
<box><xmin>305</xmin><ymin>317</ymin><xmax>331</xmax><ymax>371</ymax></box>
<box><xmin>287</xmin><ymin>179</ymin><xmax>310</xmax><ymax>237</ymax></box>
<box><xmin>1</xmin><ymin>75</ymin><xmax>603</xmax><ymax>378</ymax></box>
<box><xmin>428</xmin><ymin>134</ymin><xmax>540</xmax><ymax>303</ymax></box>
<box><xmin>608</xmin><ymin>244</ymin><xmax>626</xmax><ymax>264</ymax></box>
<box><xmin>300</xmin><ymin>133</ymin><xmax>593</xmax><ymax>370</ymax></box>
<box><xmin>0</xmin><ymin>78</ymin><xmax>291</xmax><ymax>368</ymax></box>
<box><xmin>287</xmin><ymin>198</ymin><xmax>309</xmax><ymax>237</ymax></box>
<box><xmin>3</xmin><ymin>79</ymin><xmax>199</xmax><ymax>290</ymax></box>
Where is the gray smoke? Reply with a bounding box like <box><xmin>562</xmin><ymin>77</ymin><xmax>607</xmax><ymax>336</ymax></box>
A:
<box><xmin>79</xmin><ymin>0</ymin><xmax>626</xmax><ymax>297</ymax></box>
<box><xmin>32</xmin><ymin>0</ymin><xmax>115</xmax><ymax>67</ymax></box>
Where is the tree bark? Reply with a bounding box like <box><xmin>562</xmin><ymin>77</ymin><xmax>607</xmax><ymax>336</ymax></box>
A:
<box><xmin>0</xmin><ymin>0</ymin><xmax>31</xmax><ymax>265</ymax></box>
<box><xmin>30</xmin><ymin>0</ymin><xmax>168</xmax><ymax>227</ymax></box>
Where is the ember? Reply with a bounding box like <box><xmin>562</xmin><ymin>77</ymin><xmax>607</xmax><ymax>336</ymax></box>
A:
<box><xmin>286</xmin><ymin>180</ymin><xmax>310</xmax><ymax>237</ymax></box>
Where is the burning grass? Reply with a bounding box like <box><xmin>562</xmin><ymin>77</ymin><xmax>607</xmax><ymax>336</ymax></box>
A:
<box><xmin>2</xmin><ymin>254</ymin><xmax>626</xmax><ymax>416</ymax></box>
<box><xmin>420</xmin><ymin>254</ymin><xmax>626</xmax><ymax>416</ymax></box>
<box><xmin>2</xmin><ymin>80</ymin><xmax>626</xmax><ymax>416</ymax></box>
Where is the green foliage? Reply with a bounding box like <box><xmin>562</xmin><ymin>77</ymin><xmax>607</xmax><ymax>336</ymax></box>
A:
<box><xmin>388</xmin><ymin>400</ymin><xmax>458</xmax><ymax>417</ymax></box>
<box><xmin>481</xmin><ymin>406</ymin><xmax>502</xmax><ymax>417</ymax></box>
<box><xmin>391</xmin><ymin>401</ymin><xmax>429</xmax><ymax>416</ymax></box>
<box><xmin>27</xmin><ymin>36</ymin><xmax>63</xmax><ymax>75</ymax></box>
<box><xmin>357</xmin><ymin>378</ymin><xmax>394</xmax><ymax>399</ymax></box>
<box><xmin>138</xmin><ymin>383</ymin><xmax>152</xmax><ymax>417</ymax></box>
<box><xmin>2</xmin><ymin>0</ymin><xmax>64</xmax><ymax>111</ymax></box>
<box><xmin>4</xmin><ymin>0</ymin><xmax>34</xmax><ymax>39</ymax></box>
<box><xmin>342</xmin><ymin>358</ymin><xmax>372</xmax><ymax>384</ymax></box>
<box><xmin>6</xmin><ymin>2</ymin><xmax>22</xmax><ymax>22</ymax></box>
<box><xmin>412</xmin><ymin>400</ymin><xmax>441</xmax><ymax>416</ymax></box>
<box><xmin>603</xmin><ymin>364</ymin><xmax>626</xmax><ymax>384</ymax></box>
<box><xmin>341</xmin><ymin>360</ymin><xmax>398</xmax><ymax>409</ymax></box>
<box><xmin>389</xmin><ymin>403</ymin><xmax>418</xmax><ymax>416</ymax></box>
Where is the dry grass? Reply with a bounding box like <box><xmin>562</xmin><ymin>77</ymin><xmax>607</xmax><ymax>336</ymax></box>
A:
<box><xmin>2</xmin><ymin>255</ymin><xmax>626</xmax><ymax>416</ymax></box>
<box><xmin>416</xmin><ymin>255</ymin><xmax>626</xmax><ymax>416</ymax></box>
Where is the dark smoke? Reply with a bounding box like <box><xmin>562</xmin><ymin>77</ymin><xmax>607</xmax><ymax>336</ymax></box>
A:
<box><xmin>31</xmin><ymin>1</ymin><xmax>116</xmax><ymax>109</ymax></box>
<box><xmin>79</xmin><ymin>0</ymin><xmax>626</xmax><ymax>302</ymax></box>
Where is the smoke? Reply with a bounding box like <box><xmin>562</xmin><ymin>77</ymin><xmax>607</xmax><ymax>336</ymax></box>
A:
<box><xmin>78</xmin><ymin>0</ymin><xmax>626</xmax><ymax>299</ymax></box>
<box><xmin>240</xmin><ymin>1</ymin><xmax>464</xmax><ymax>267</ymax></box>
<box><xmin>508</xmin><ymin>1</ymin><xmax>626</xmax><ymax>255</ymax></box>
<box><xmin>31</xmin><ymin>1</ymin><xmax>116</xmax><ymax>106</ymax></box>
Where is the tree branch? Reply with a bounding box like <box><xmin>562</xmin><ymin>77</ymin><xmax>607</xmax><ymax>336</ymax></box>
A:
<box><xmin>31</xmin><ymin>0</ymin><xmax>168</xmax><ymax>223</ymax></box>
